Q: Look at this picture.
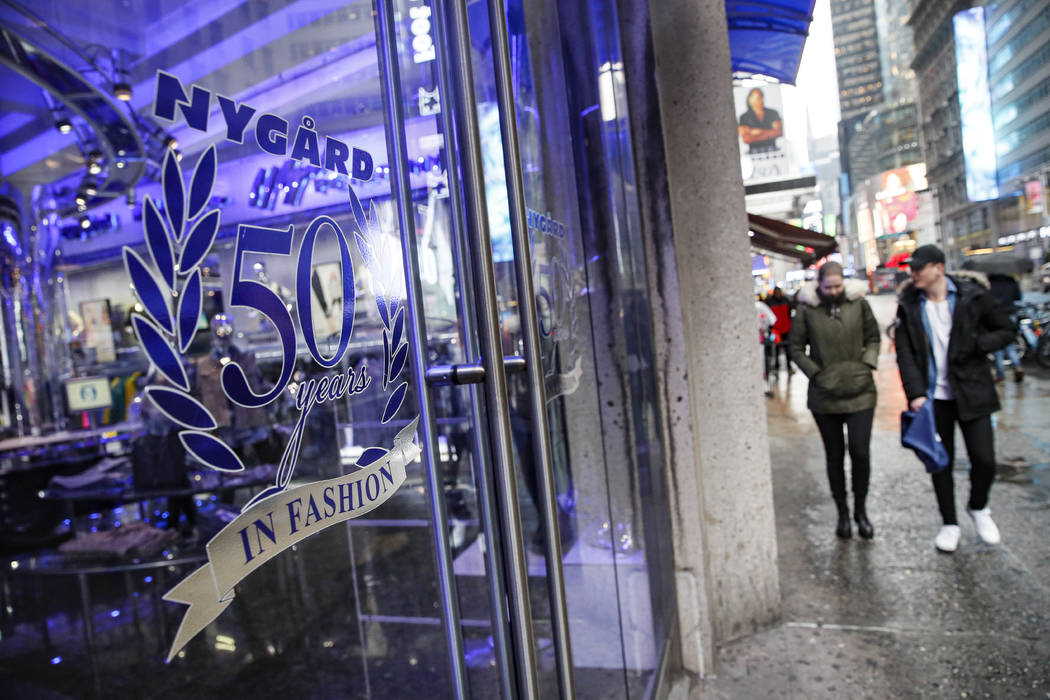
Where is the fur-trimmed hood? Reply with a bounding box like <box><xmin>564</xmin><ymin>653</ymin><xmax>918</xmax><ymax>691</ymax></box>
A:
<box><xmin>797</xmin><ymin>278</ymin><xmax>868</xmax><ymax>307</ymax></box>
<box><xmin>897</xmin><ymin>269</ymin><xmax>989</xmax><ymax>296</ymax></box>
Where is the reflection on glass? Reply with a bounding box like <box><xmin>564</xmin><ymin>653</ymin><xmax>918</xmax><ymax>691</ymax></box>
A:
<box><xmin>468</xmin><ymin>0</ymin><xmax>676</xmax><ymax>697</ymax></box>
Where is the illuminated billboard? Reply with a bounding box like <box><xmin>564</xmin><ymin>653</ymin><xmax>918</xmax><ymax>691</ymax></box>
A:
<box><xmin>1026</xmin><ymin>179</ymin><xmax>1044</xmax><ymax>214</ymax></box>
<box><xmin>852</xmin><ymin>164</ymin><xmax>933</xmax><ymax>271</ymax></box>
<box><xmin>953</xmin><ymin>8</ymin><xmax>999</xmax><ymax>202</ymax></box>
<box><xmin>874</xmin><ymin>164</ymin><xmax>928</xmax><ymax>235</ymax></box>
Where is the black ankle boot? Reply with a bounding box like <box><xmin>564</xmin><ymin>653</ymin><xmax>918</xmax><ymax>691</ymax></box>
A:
<box><xmin>854</xmin><ymin>498</ymin><xmax>874</xmax><ymax>540</ymax></box>
<box><xmin>834</xmin><ymin>499</ymin><xmax>852</xmax><ymax>539</ymax></box>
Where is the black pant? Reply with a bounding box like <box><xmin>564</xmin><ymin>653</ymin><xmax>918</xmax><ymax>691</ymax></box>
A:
<box><xmin>931</xmin><ymin>399</ymin><xmax>996</xmax><ymax>525</ymax></box>
<box><xmin>812</xmin><ymin>408</ymin><xmax>874</xmax><ymax>502</ymax></box>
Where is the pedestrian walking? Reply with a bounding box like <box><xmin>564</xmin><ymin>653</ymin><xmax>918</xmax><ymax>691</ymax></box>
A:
<box><xmin>767</xmin><ymin>287</ymin><xmax>794</xmax><ymax>373</ymax></box>
<box><xmin>756</xmin><ymin>297</ymin><xmax>777</xmax><ymax>336</ymax></box>
<box><xmin>757</xmin><ymin>297</ymin><xmax>778</xmax><ymax>397</ymax></box>
<box><xmin>894</xmin><ymin>245</ymin><xmax>1015</xmax><ymax>553</ymax></box>
<box><xmin>789</xmin><ymin>262</ymin><xmax>880</xmax><ymax>539</ymax></box>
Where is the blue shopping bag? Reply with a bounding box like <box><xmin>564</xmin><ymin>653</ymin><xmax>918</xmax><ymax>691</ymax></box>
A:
<box><xmin>900</xmin><ymin>400</ymin><xmax>950</xmax><ymax>474</ymax></box>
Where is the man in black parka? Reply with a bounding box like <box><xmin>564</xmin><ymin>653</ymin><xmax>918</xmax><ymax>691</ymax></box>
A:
<box><xmin>895</xmin><ymin>245</ymin><xmax>1015</xmax><ymax>553</ymax></box>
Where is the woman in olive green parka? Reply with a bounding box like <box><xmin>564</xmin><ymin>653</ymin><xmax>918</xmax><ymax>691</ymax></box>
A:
<box><xmin>789</xmin><ymin>262</ymin><xmax>881</xmax><ymax>540</ymax></box>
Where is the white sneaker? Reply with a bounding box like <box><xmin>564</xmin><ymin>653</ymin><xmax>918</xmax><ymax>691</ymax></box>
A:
<box><xmin>935</xmin><ymin>525</ymin><xmax>961</xmax><ymax>552</ymax></box>
<box><xmin>968</xmin><ymin>507</ymin><xmax>1001</xmax><ymax>545</ymax></box>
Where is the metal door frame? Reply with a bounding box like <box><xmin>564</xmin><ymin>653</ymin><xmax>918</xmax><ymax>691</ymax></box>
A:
<box><xmin>372</xmin><ymin>0</ymin><xmax>575</xmax><ymax>697</ymax></box>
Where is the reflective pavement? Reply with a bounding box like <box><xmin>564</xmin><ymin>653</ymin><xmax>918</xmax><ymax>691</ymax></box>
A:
<box><xmin>688</xmin><ymin>293</ymin><xmax>1050</xmax><ymax>698</ymax></box>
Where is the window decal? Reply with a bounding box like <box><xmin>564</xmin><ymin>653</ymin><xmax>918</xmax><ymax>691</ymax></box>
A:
<box><xmin>132</xmin><ymin>72</ymin><xmax>418</xmax><ymax>661</ymax></box>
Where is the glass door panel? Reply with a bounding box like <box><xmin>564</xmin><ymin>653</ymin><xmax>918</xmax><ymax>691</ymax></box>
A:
<box><xmin>354</xmin><ymin>2</ymin><xmax>520</xmax><ymax>697</ymax></box>
<box><xmin>553</xmin><ymin>2</ymin><xmax>679</xmax><ymax>694</ymax></box>
<box><xmin>472</xmin><ymin>2</ymin><xmax>640</xmax><ymax>694</ymax></box>
<box><xmin>461</xmin><ymin>0</ymin><xmax>678</xmax><ymax>696</ymax></box>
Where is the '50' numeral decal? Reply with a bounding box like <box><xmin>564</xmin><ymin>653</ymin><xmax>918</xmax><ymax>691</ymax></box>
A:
<box><xmin>222</xmin><ymin>217</ymin><xmax>357</xmax><ymax>407</ymax></box>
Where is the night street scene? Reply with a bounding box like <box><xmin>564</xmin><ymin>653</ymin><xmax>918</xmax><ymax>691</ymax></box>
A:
<box><xmin>0</xmin><ymin>0</ymin><xmax>1048</xmax><ymax>699</ymax></box>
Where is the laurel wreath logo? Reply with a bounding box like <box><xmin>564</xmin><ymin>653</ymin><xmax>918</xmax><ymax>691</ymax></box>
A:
<box><xmin>124</xmin><ymin>148</ymin><xmax>412</xmax><ymax>509</ymax></box>
<box><xmin>345</xmin><ymin>186</ymin><xmax>410</xmax><ymax>462</ymax></box>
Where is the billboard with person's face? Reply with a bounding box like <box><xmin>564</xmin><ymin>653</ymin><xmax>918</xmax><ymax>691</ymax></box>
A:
<box><xmin>737</xmin><ymin>86</ymin><xmax>783</xmax><ymax>153</ymax></box>
<box><xmin>735</xmin><ymin>83</ymin><xmax>789</xmax><ymax>181</ymax></box>
<box><xmin>1026</xmin><ymin>179</ymin><xmax>1044</xmax><ymax>214</ymax></box>
<box><xmin>874</xmin><ymin>165</ymin><xmax>928</xmax><ymax>235</ymax></box>
<box><xmin>734</xmin><ymin>81</ymin><xmax>817</xmax><ymax>186</ymax></box>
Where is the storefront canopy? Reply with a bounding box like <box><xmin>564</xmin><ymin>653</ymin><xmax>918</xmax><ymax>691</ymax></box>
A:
<box><xmin>726</xmin><ymin>0</ymin><xmax>816</xmax><ymax>84</ymax></box>
<box><xmin>748</xmin><ymin>213</ymin><xmax>837</xmax><ymax>264</ymax></box>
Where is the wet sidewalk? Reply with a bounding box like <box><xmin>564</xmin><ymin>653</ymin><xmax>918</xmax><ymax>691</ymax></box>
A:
<box><xmin>683</xmin><ymin>294</ymin><xmax>1050</xmax><ymax>699</ymax></box>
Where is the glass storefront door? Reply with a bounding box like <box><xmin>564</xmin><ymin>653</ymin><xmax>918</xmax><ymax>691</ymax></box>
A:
<box><xmin>0</xmin><ymin>1</ymin><xmax>675</xmax><ymax>698</ymax></box>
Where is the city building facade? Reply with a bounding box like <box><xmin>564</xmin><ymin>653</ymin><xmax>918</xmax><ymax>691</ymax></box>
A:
<box><xmin>832</xmin><ymin>0</ymin><xmax>886</xmax><ymax>200</ymax></box>
<box><xmin>831</xmin><ymin>0</ymin><xmax>886</xmax><ymax>116</ymax></box>
<box><xmin>845</xmin><ymin>102</ymin><xmax>922</xmax><ymax>188</ymax></box>
<box><xmin>910</xmin><ymin>0</ymin><xmax>1050</xmax><ymax>265</ymax></box>
<box><xmin>831</xmin><ymin>0</ymin><xmax>926</xmax><ymax>275</ymax></box>
<box><xmin>910</xmin><ymin>0</ymin><xmax>992</xmax><ymax>262</ymax></box>
<box><xmin>987</xmin><ymin>0</ymin><xmax>1050</xmax><ymax>262</ymax></box>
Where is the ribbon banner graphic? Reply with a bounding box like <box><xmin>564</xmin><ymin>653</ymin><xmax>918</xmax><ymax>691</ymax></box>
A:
<box><xmin>164</xmin><ymin>419</ymin><xmax>419</xmax><ymax>661</ymax></box>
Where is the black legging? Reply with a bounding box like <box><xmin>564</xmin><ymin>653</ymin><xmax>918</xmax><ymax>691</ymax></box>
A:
<box><xmin>932</xmin><ymin>399</ymin><xmax>996</xmax><ymax>525</ymax></box>
<box><xmin>812</xmin><ymin>408</ymin><xmax>874</xmax><ymax>502</ymax></box>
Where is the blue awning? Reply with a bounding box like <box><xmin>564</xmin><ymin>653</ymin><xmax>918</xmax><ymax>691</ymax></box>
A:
<box><xmin>726</xmin><ymin>0</ymin><xmax>816</xmax><ymax>85</ymax></box>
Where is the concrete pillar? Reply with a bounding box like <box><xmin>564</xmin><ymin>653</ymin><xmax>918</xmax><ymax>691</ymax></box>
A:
<box><xmin>620</xmin><ymin>0</ymin><xmax>781</xmax><ymax>674</ymax></box>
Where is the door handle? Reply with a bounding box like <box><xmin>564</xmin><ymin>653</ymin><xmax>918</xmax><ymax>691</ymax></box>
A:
<box><xmin>425</xmin><ymin>355</ymin><xmax>526</xmax><ymax>385</ymax></box>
